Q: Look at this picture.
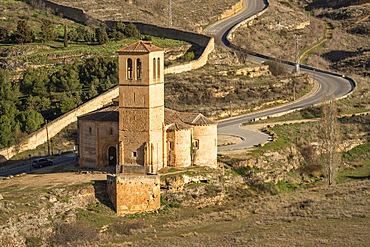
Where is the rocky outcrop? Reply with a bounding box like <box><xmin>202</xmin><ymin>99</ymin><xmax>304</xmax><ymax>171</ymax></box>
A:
<box><xmin>218</xmin><ymin>64</ymin><xmax>271</xmax><ymax>78</ymax></box>
<box><xmin>235</xmin><ymin>146</ymin><xmax>305</xmax><ymax>185</ymax></box>
<box><xmin>0</xmin><ymin>185</ymin><xmax>99</xmax><ymax>246</ymax></box>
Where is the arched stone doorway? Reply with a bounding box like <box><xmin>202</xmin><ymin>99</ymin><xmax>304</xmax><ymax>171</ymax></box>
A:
<box><xmin>108</xmin><ymin>146</ymin><xmax>117</xmax><ymax>166</ymax></box>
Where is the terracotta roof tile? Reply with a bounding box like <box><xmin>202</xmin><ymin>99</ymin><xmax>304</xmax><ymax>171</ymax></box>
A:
<box><xmin>79</xmin><ymin>106</ymin><xmax>216</xmax><ymax>128</ymax></box>
<box><xmin>117</xmin><ymin>40</ymin><xmax>163</xmax><ymax>54</ymax></box>
<box><xmin>78</xmin><ymin>105</ymin><xmax>119</xmax><ymax>122</ymax></box>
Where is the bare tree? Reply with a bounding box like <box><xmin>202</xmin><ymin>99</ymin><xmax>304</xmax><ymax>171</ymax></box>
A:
<box><xmin>318</xmin><ymin>94</ymin><xmax>341</xmax><ymax>185</ymax></box>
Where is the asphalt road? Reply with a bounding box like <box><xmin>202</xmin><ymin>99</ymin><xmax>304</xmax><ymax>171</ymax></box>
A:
<box><xmin>0</xmin><ymin>153</ymin><xmax>77</xmax><ymax>178</ymax></box>
<box><xmin>206</xmin><ymin>0</ymin><xmax>355</xmax><ymax>151</ymax></box>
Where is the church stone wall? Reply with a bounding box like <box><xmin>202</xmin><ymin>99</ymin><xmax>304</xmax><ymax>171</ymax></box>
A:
<box><xmin>171</xmin><ymin>129</ymin><xmax>192</xmax><ymax>167</ymax></box>
<box><xmin>107</xmin><ymin>174</ymin><xmax>160</xmax><ymax>216</ymax></box>
<box><xmin>192</xmin><ymin>124</ymin><xmax>218</xmax><ymax>168</ymax></box>
<box><xmin>79</xmin><ymin>120</ymin><xmax>118</xmax><ymax>168</ymax></box>
<box><xmin>96</xmin><ymin>121</ymin><xmax>118</xmax><ymax>168</ymax></box>
<box><xmin>79</xmin><ymin>120</ymin><xmax>98</xmax><ymax>169</ymax></box>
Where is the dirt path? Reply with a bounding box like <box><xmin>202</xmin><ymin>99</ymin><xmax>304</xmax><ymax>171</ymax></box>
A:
<box><xmin>0</xmin><ymin>172</ymin><xmax>106</xmax><ymax>192</ymax></box>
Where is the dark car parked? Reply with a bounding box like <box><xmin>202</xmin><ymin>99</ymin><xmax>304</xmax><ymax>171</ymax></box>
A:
<box><xmin>32</xmin><ymin>158</ymin><xmax>53</xmax><ymax>168</ymax></box>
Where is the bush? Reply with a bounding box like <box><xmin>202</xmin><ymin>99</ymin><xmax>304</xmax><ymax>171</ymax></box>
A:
<box><xmin>265</xmin><ymin>60</ymin><xmax>287</xmax><ymax>76</ymax></box>
<box><xmin>180</xmin><ymin>51</ymin><xmax>195</xmax><ymax>62</ymax></box>
<box><xmin>49</xmin><ymin>221</ymin><xmax>99</xmax><ymax>246</ymax></box>
<box><xmin>110</xmin><ymin>221</ymin><xmax>145</xmax><ymax>235</ymax></box>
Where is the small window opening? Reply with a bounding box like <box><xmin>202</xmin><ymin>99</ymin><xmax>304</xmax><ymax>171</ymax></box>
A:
<box><xmin>110</xmin><ymin>128</ymin><xmax>113</xmax><ymax>135</ymax></box>
<box><xmin>89</xmin><ymin>127</ymin><xmax>92</xmax><ymax>133</ymax></box>
<box><xmin>153</xmin><ymin>58</ymin><xmax>156</xmax><ymax>80</ymax></box>
<box><xmin>157</xmin><ymin>57</ymin><xmax>160</xmax><ymax>79</ymax></box>
<box><xmin>127</xmin><ymin>58</ymin><xmax>133</xmax><ymax>80</ymax></box>
<box><xmin>132</xmin><ymin>151</ymin><xmax>137</xmax><ymax>157</ymax></box>
<box><xmin>193</xmin><ymin>140</ymin><xmax>199</xmax><ymax>150</ymax></box>
<box><xmin>136</xmin><ymin>58</ymin><xmax>142</xmax><ymax>80</ymax></box>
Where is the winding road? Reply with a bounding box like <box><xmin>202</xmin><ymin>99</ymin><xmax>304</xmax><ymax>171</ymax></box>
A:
<box><xmin>206</xmin><ymin>0</ymin><xmax>356</xmax><ymax>151</ymax></box>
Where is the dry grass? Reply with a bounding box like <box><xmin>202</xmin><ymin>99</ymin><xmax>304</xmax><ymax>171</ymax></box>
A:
<box><xmin>234</xmin><ymin>0</ymin><xmax>325</xmax><ymax>61</ymax></box>
<box><xmin>165</xmin><ymin>48</ymin><xmax>313</xmax><ymax>118</ymax></box>
<box><xmin>53</xmin><ymin>0</ymin><xmax>240</xmax><ymax>31</ymax></box>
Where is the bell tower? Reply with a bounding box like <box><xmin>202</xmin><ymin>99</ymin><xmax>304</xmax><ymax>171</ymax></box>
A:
<box><xmin>117</xmin><ymin>41</ymin><xmax>165</xmax><ymax>174</ymax></box>
<box><xmin>107</xmin><ymin>41</ymin><xmax>163</xmax><ymax>216</ymax></box>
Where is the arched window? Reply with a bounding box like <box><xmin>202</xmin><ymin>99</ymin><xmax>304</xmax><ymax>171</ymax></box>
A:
<box><xmin>136</xmin><ymin>58</ymin><xmax>142</xmax><ymax>80</ymax></box>
<box><xmin>89</xmin><ymin>127</ymin><xmax>92</xmax><ymax>134</ymax></box>
<box><xmin>153</xmin><ymin>58</ymin><xmax>156</xmax><ymax>80</ymax></box>
<box><xmin>127</xmin><ymin>58</ymin><xmax>133</xmax><ymax>80</ymax></box>
<box><xmin>110</xmin><ymin>128</ymin><xmax>113</xmax><ymax>135</ymax></box>
<box><xmin>157</xmin><ymin>57</ymin><xmax>160</xmax><ymax>80</ymax></box>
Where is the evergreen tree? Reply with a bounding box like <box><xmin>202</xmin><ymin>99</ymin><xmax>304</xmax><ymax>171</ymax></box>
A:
<box><xmin>0</xmin><ymin>115</ymin><xmax>15</xmax><ymax>148</ymax></box>
<box><xmin>124</xmin><ymin>23</ymin><xmax>141</xmax><ymax>38</ymax></box>
<box><xmin>17</xmin><ymin>110</ymin><xmax>44</xmax><ymax>134</ymax></box>
<box><xmin>67</xmin><ymin>28</ymin><xmax>78</xmax><ymax>42</ymax></box>
<box><xmin>64</xmin><ymin>24</ymin><xmax>68</xmax><ymax>48</ymax></box>
<box><xmin>14</xmin><ymin>20</ymin><xmax>33</xmax><ymax>44</ymax></box>
<box><xmin>40</xmin><ymin>19</ymin><xmax>56</xmax><ymax>42</ymax></box>
<box><xmin>96</xmin><ymin>25</ymin><xmax>108</xmax><ymax>45</ymax></box>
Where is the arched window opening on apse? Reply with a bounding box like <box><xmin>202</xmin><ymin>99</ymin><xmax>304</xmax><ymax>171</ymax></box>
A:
<box><xmin>136</xmin><ymin>58</ymin><xmax>142</xmax><ymax>80</ymax></box>
<box><xmin>89</xmin><ymin>127</ymin><xmax>92</xmax><ymax>134</ymax></box>
<box><xmin>127</xmin><ymin>58</ymin><xmax>133</xmax><ymax>80</ymax></box>
<box><xmin>110</xmin><ymin>128</ymin><xmax>114</xmax><ymax>135</ymax></box>
<box><xmin>153</xmin><ymin>58</ymin><xmax>156</xmax><ymax>81</ymax></box>
<box><xmin>157</xmin><ymin>57</ymin><xmax>160</xmax><ymax>80</ymax></box>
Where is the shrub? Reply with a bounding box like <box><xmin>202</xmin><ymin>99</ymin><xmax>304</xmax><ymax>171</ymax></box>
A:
<box><xmin>265</xmin><ymin>60</ymin><xmax>287</xmax><ymax>76</ymax></box>
<box><xmin>110</xmin><ymin>221</ymin><xmax>145</xmax><ymax>235</ymax></box>
<box><xmin>49</xmin><ymin>221</ymin><xmax>98</xmax><ymax>246</ymax></box>
<box><xmin>181</xmin><ymin>51</ymin><xmax>195</xmax><ymax>62</ymax></box>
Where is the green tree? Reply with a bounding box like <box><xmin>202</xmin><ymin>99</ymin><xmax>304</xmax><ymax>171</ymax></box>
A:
<box><xmin>0</xmin><ymin>115</ymin><xmax>15</xmax><ymax>148</ymax></box>
<box><xmin>26</xmin><ymin>95</ymin><xmax>51</xmax><ymax>113</ymax></box>
<box><xmin>14</xmin><ymin>20</ymin><xmax>33</xmax><ymax>44</ymax></box>
<box><xmin>17</xmin><ymin>110</ymin><xmax>44</xmax><ymax>134</ymax></box>
<box><xmin>20</xmin><ymin>68</ymin><xmax>49</xmax><ymax>97</ymax></box>
<box><xmin>79</xmin><ymin>26</ymin><xmax>95</xmax><ymax>43</ymax></box>
<box><xmin>0</xmin><ymin>69</ymin><xmax>20</xmax><ymax>117</ymax></box>
<box><xmin>57</xmin><ymin>93</ymin><xmax>78</xmax><ymax>114</ymax></box>
<box><xmin>96</xmin><ymin>25</ymin><xmax>108</xmax><ymax>45</ymax></box>
<box><xmin>64</xmin><ymin>24</ymin><xmax>68</xmax><ymax>48</ymax></box>
<box><xmin>124</xmin><ymin>23</ymin><xmax>141</xmax><ymax>38</ymax></box>
<box><xmin>68</xmin><ymin>28</ymin><xmax>78</xmax><ymax>42</ymax></box>
<box><xmin>110</xmin><ymin>21</ymin><xmax>125</xmax><ymax>40</ymax></box>
<box><xmin>40</xmin><ymin>19</ymin><xmax>56</xmax><ymax>42</ymax></box>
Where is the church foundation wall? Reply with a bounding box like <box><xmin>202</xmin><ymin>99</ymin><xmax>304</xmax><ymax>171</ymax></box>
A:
<box><xmin>107</xmin><ymin>174</ymin><xmax>160</xmax><ymax>216</ymax></box>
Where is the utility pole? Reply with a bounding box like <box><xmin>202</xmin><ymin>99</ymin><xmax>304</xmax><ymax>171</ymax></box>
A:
<box><xmin>45</xmin><ymin>119</ymin><xmax>50</xmax><ymax>156</ymax></box>
<box><xmin>294</xmin><ymin>34</ymin><xmax>301</xmax><ymax>73</ymax></box>
<box><xmin>168</xmin><ymin>0</ymin><xmax>172</xmax><ymax>27</ymax></box>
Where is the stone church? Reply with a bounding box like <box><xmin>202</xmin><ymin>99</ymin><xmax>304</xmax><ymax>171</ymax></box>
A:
<box><xmin>77</xmin><ymin>41</ymin><xmax>218</xmax><ymax>214</ymax></box>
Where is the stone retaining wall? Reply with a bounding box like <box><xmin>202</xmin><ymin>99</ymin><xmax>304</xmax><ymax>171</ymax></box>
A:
<box><xmin>0</xmin><ymin>87</ymin><xmax>119</xmax><ymax>161</ymax></box>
